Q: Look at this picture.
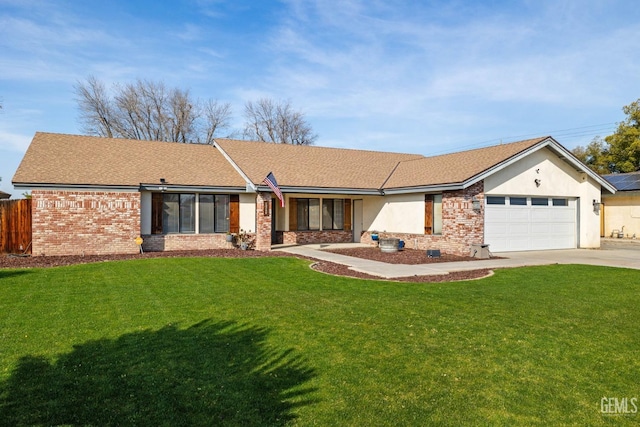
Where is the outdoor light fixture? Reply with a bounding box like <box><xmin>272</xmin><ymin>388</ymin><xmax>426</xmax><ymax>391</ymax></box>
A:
<box><xmin>593</xmin><ymin>199</ymin><xmax>601</xmax><ymax>213</ymax></box>
<box><xmin>471</xmin><ymin>196</ymin><xmax>481</xmax><ymax>211</ymax></box>
<box><xmin>263</xmin><ymin>200</ymin><xmax>271</xmax><ymax>216</ymax></box>
<box><xmin>535</xmin><ymin>178</ymin><xmax>541</xmax><ymax>187</ymax></box>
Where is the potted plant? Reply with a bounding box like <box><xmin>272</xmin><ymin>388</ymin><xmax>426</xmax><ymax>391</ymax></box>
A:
<box><xmin>225</xmin><ymin>232</ymin><xmax>234</xmax><ymax>242</ymax></box>
<box><xmin>370</xmin><ymin>231</ymin><xmax>379</xmax><ymax>241</ymax></box>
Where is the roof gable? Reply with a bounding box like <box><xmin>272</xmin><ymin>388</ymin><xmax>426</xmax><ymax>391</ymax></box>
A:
<box><xmin>383</xmin><ymin>137</ymin><xmax>548</xmax><ymax>190</ymax></box>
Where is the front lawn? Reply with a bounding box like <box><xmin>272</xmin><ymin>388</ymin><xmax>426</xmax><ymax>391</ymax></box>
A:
<box><xmin>0</xmin><ymin>258</ymin><xmax>638</xmax><ymax>425</ymax></box>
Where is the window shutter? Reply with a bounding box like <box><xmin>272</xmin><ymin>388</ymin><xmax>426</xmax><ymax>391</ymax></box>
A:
<box><xmin>151</xmin><ymin>193</ymin><xmax>163</xmax><ymax>234</ymax></box>
<box><xmin>229</xmin><ymin>194</ymin><xmax>240</xmax><ymax>233</ymax></box>
<box><xmin>344</xmin><ymin>199</ymin><xmax>352</xmax><ymax>231</ymax></box>
<box><xmin>425</xmin><ymin>195</ymin><xmax>434</xmax><ymax>235</ymax></box>
<box><xmin>289</xmin><ymin>198</ymin><xmax>297</xmax><ymax>231</ymax></box>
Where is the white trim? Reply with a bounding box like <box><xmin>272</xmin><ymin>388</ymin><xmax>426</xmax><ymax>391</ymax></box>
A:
<box><xmin>213</xmin><ymin>140</ymin><xmax>257</xmax><ymax>192</ymax></box>
<box><xmin>463</xmin><ymin>137</ymin><xmax>617</xmax><ymax>193</ymax></box>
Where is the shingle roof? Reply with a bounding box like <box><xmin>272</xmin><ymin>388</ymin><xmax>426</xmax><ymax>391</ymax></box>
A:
<box><xmin>0</xmin><ymin>190</ymin><xmax>11</xmax><ymax>199</ymax></box>
<box><xmin>383</xmin><ymin>137</ymin><xmax>549</xmax><ymax>189</ymax></box>
<box><xmin>14</xmin><ymin>133</ymin><xmax>562</xmax><ymax>193</ymax></box>
<box><xmin>13</xmin><ymin>132</ymin><xmax>247</xmax><ymax>187</ymax></box>
<box><xmin>215</xmin><ymin>138</ymin><xmax>423</xmax><ymax>190</ymax></box>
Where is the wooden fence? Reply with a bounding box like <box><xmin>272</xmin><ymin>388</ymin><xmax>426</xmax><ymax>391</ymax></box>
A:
<box><xmin>0</xmin><ymin>199</ymin><xmax>32</xmax><ymax>254</ymax></box>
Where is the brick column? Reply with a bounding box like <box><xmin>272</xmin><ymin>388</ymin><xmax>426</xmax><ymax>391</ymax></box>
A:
<box><xmin>255</xmin><ymin>192</ymin><xmax>272</xmax><ymax>251</ymax></box>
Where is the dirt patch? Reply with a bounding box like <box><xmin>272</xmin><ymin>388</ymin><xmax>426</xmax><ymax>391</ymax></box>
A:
<box><xmin>0</xmin><ymin>250</ymin><xmax>290</xmax><ymax>269</ymax></box>
<box><xmin>0</xmin><ymin>248</ymin><xmax>494</xmax><ymax>283</ymax></box>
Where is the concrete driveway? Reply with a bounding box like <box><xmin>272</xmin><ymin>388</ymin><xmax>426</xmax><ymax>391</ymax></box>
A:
<box><xmin>497</xmin><ymin>244</ymin><xmax>640</xmax><ymax>271</ymax></box>
<box><xmin>278</xmin><ymin>240</ymin><xmax>640</xmax><ymax>279</ymax></box>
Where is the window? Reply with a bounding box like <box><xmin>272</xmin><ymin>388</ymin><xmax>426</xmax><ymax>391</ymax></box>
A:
<box><xmin>199</xmin><ymin>195</ymin><xmax>215</xmax><ymax>233</ymax></box>
<box><xmin>179</xmin><ymin>194</ymin><xmax>196</xmax><ymax>233</ymax></box>
<box><xmin>552</xmin><ymin>198</ymin><xmax>568</xmax><ymax>206</ymax></box>
<box><xmin>509</xmin><ymin>197</ymin><xmax>527</xmax><ymax>206</ymax></box>
<box><xmin>531</xmin><ymin>197</ymin><xmax>549</xmax><ymax>206</ymax></box>
<box><xmin>296</xmin><ymin>198</ymin><xmax>320</xmax><ymax>230</ymax></box>
<box><xmin>215</xmin><ymin>195</ymin><xmax>230</xmax><ymax>231</ymax></box>
<box><xmin>161</xmin><ymin>193</ymin><xmax>196</xmax><ymax>233</ymax></box>
<box><xmin>486</xmin><ymin>196</ymin><xmax>505</xmax><ymax>205</ymax></box>
<box><xmin>425</xmin><ymin>194</ymin><xmax>443</xmax><ymax>235</ymax></box>
<box><xmin>322</xmin><ymin>199</ymin><xmax>344</xmax><ymax>230</ymax></box>
<box><xmin>289</xmin><ymin>198</ymin><xmax>350</xmax><ymax>231</ymax></box>
<box><xmin>153</xmin><ymin>193</ymin><xmax>233</xmax><ymax>234</ymax></box>
<box><xmin>163</xmin><ymin>194</ymin><xmax>180</xmax><ymax>233</ymax></box>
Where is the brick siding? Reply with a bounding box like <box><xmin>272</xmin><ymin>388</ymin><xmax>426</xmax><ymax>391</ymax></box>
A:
<box><xmin>255</xmin><ymin>192</ymin><xmax>272</xmax><ymax>251</ymax></box>
<box><xmin>141</xmin><ymin>233</ymin><xmax>235</xmax><ymax>251</ymax></box>
<box><xmin>283</xmin><ymin>230</ymin><xmax>353</xmax><ymax>245</ymax></box>
<box><xmin>32</xmin><ymin>190</ymin><xmax>141</xmax><ymax>256</ymax></box>
<box><xmin>360</xmin><ymin>183</ymin><xmax>485</xmax><ymax>256</ymax></box>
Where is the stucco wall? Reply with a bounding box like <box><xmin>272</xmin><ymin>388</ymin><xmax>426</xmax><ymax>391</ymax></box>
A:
<box><xmin>484</xmin><ymin>147</ymin><xmax>602</xmax><ymax>248</ymax></box>
<box><xmin>240</xmin><ymin>193</ymin><xmax>256</xmax><ymax>233</ymax></box>
<box><xmin>359</xmin><ymin>183</ymin><xmax>484</xmax><ymax>256</ymax></box>
<box><xmin>363</xmin><ymin>193</ymin><xmax>423</xmax><ymax>234</ymax></box>
<box><xmin>602</xmin><ymin>192</ymin><xmax>640</xmax><ymax>238</ymax></box>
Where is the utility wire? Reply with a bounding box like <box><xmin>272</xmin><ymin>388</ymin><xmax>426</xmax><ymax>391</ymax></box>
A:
<box><xmin>427</xmin><ymin>122</ymin><xmax>618</xmax><ymax>155</ymax></box>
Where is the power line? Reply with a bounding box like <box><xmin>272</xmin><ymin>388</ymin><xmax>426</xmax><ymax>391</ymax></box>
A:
<box><xmin>428</xmin><ymin>122</ymin><xmax>618</xmax><ymax>155</ymax></box>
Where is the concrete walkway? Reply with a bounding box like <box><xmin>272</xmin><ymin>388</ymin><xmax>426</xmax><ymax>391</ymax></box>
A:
<box><xmin>276</xmin><ymin>242</ymin><xmax>640</xmax><ymax>279</ymax></box>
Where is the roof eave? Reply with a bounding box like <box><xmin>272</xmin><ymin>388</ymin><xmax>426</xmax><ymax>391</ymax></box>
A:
<box><xmin>139</xmin><ymin>184</ymin><xmax>250</xmax><ymax>193</ymax></box>
<box><xmin>258</xmin><ymin>185</ymin><xmax>383</xmax><ymax>196</ymax></box>
<box><xmin>382</xmin><ymin>183</ymin><xmax>464</xmax><ymax>195</ymax></box>
<box><xmin>12</xmin><ymin>183</ymin><xmax>142</xmax><ymax>192</ymax></box>
<box><xmin>460</xmin><ymin>137</ymin><xmax>617</xmax><ymax>194</ymax></box>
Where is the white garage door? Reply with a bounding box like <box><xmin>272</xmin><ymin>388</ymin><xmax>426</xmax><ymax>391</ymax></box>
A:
<box><xmin>485</xmin><ymin>196</ymin><xmax>576</xmax><ymax>252</ymax></box>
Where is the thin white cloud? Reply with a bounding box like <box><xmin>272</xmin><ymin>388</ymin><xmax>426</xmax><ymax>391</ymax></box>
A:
<box><xmin>0</xmin><ymin>130</ymin><xmax>31</xmax><ymax>153</ymax></box>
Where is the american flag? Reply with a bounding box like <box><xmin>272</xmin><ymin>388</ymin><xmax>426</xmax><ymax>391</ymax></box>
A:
<box><xmin>263</xmin><ymin>172</ymin><xmax>284</xmax><ymax>207</ymax></box>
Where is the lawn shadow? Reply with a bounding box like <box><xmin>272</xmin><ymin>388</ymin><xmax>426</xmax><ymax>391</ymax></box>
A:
<box><xmin>0</xmin><ymin>270</ymin><xmax>31</xmax><ymax>280</ymax></box>
<box><xmin>0</xmin><ymin>320</ymin><xmax>317</xmax><ymax>426</ymax></box>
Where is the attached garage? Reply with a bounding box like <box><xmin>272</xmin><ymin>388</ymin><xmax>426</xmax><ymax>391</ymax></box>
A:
<box><xmin>484</xmin><ymin>196</ymin><xmax>577</xmax><ymax>252</ymax></box>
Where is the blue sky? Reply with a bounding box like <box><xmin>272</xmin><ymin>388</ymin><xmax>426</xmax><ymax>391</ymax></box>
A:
<box><xmin>2</xmin><ymin>0</ymin><xmax>640</xmax><ymax>196</ymax></box>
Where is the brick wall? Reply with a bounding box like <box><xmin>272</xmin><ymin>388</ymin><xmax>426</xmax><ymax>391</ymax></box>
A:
<box><xmin>283</xmin><ymin>230</ymin><xmax>353</xmax><ymax>245</ymax></box>
<box><xmin>255</xmin><ymin>192</ymin><xmax>272</xmax><ymax>251</ymax></box>
<box><xmin>141</xmin><ymin>233</ymin><xmax>235</xmax><ymax>251</ymax></box>
<box><xmin>32</xmin><ymin>190</ymin><xmax>141</xmax><ymax>256</ymax></box>
<box><xmin>359</xmin><ymin>183</ymin><xmax>485</xmax><ymax>256</ymax></box>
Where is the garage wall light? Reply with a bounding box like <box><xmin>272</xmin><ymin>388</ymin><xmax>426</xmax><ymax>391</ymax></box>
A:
<box><xmin>593</xmin><ymin>199</ymin><xmax>601</xmax><ymax>214</ymax></box>
<box><xmin>471</xmin><ymin>196</ymin><xmax>481</xmax><ymax>211</ymax></box>
<box><xmin>534</xmin><ymin>178</ymin><xmax>541</xmax><ymax>187</ymax></box>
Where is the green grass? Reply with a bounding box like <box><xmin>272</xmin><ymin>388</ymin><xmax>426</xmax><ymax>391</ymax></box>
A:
<box><xmin>0</xmin><ymin>258</ymin><xmax>639</xmax><ymax>426</ymax></box>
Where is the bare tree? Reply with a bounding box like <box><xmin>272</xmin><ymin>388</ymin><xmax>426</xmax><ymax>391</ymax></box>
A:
<box><xmin>243</xmin><ymin>98</ymin><xmax>317</xmax><ymax>145</ymax></box>
<box><xmin>74</xmin><ymin>77</ymin><xmax>232</xmax><ymax>143</ymax></box>
<box><xmin>75</xmin><ymin>76</ymin><xmax>115</xmax><ymax>138</ymax></box>
<box><xmin>202</xmin><ymin>99</ymin><xmax>233</xmax><ymax>144</ymax></box>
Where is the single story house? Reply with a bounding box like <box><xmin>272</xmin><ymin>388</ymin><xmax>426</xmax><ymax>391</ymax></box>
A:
<box><xmin>12</xmin><ymin>132</ymin><xmax>615</xmax><ymax>256</ymax></box>
<box><xmin>601</xmin><ymin>172</ymin><xmax>640</xmax><ymax>238</ymax></box>
<box><xmin>0</xmin><ymin>190</ymin><xmax>11</xmax><ymax>200</ymax></box>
